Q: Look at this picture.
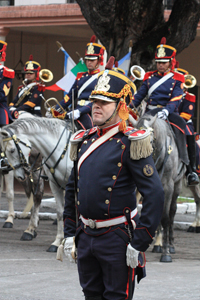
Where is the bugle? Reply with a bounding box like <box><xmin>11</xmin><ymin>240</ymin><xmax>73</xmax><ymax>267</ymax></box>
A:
<box><xmin>184</xmin><ymin>74</ymin><xmax>197</xmax><ymax>89</ymax></box>
<box><xmin>130</xmin><ymin>65</ymin><xmax>145</xmax><ymax>82</ymax></box>
<box><xmin>39</xmin><ymin>69</ymin><xmax>54</xmax><ymax>83</ymax></box>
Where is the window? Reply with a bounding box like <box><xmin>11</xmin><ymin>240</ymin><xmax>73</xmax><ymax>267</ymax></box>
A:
<box><xmin>0</xmin><ymin>0</ymin><xmax>14</xmax><ymax>5</ymax></box>
<box><xmin>163</xmin><ymin>0</ymin><xmax>174</xmax><ymax>9</ymax></box>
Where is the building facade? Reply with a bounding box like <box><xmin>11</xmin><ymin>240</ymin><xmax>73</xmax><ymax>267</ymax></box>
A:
<box><xmin>0</xmin><ymin>0</ymin><xmax>199</xmax><ymax>131</ymax></box>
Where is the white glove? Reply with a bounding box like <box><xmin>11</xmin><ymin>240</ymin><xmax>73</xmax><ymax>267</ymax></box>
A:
<box><xmin>64</xmin><ymin>237</ymin><xmax>75</xmax><ymax>263</ymax></box>
<box><xmin>67</xmin><ymin>109</ymin><xmax>81</xmax><ymax>120</ymax></box>
<box><xmin>45</xmin><ymin>110</ymin><xmax>52</xmax><ymax>118</ymax></box>
<box><xmin>126</xmin><ymin>244</ymin><xmax>139</xmax><ymax>269</ymax></box>
<box><xmin>157</xmin><ymin>109</ymin><xmax>169</xmax><ymax>120</ymax></box>
<box><xmin>9</xmin><ymin>107</ymin><xmax>16</xmax><ymax>111</ymax></box>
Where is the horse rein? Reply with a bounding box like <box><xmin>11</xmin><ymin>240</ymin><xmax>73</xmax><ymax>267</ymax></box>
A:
<box><xmin>34</xmin><ymin>123</ymin><xmax>72</xmax><ymax>190</ymax></box>
<box><xmin>2</xmin><ymin>128</ymin><xmax>32</xmax><ymax>176</ymax></box>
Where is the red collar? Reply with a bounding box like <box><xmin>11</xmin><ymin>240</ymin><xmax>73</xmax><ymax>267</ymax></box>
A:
<box><xmin>157</xmin><ymin>70</ymin><xmax>171</xmax><ymax>76</ymax></box>
<box><xmin>88</xmin><ymin>68</ymin><xmax>100</xmax><ymax>75</ymax></box>
<box><xmin>97</xmin><ymin>122</ymin><xmax>120</xmax><ymax>136</ymax></box>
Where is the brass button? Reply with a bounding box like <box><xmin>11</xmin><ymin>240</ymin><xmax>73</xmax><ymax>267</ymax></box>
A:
<box><xmin>105</xmin><ymin>199</ymin><xmax>110</xmax><ymax>204</ymax></box>
<box><xmin>104</xmin><ymin>213</ymin><xmax>108</xmax><ymax>216</ymax></box>
<box><xmin>108</xmin><ymin>187</ymin><xmax>112</xmax><ymax>192</ymax></box>
<box><xmin>78</xmin><ymin>148</ymin><xmax>81</xmax><ymax>152</ymax></box>
<box><xmin>92</xmin><ymin>138</ymin><xmax>95</xmax><ymax>142</ymax></box>
<box><xmin>121</xmin><ymin>145</ymin><xmax>125</xmax><ymax>149</ymax></box>
<box><xmin>84</xmin><ymin>141</ymin><xmax>87</xmax><ymax>144</ymax></box>
<box><xmin>126</xmin><ymin>209</ymin><xmax>129</xmax><ymax>213</ymax></box>
<box><xmin>117</xmin><ymin>162</ymin><xmax>122</xmax><ymax>167</ymax></box>
<box><xmin>112</xmin><ymin>175</ymin><xmax>117</xmax><ymax>180</ymax></box>
<box><xmin>117</xmin><ymin>139</ymin><xmax>120</xmax><ymax>143</ymax></box>
<box><xmin>77</xmin><ymin>201</ymin><xmax>80</xmax><ymax>205</ymax></box>
<box><xmin>78</xmin><ymin>176</ymin><xmax>79</xmax><ymax>180</ymax></box>
<box><xmin>109</xmin><ymin>138</ymin><xmax>113</xmax><ymax>141</ymax></box>
<box><xmin>77</xmin><ymin>188</ymin><xmax>79</xmax><ymax>192</ymax></box>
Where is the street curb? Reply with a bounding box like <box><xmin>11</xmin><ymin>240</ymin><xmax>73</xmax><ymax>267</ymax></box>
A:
<box><xmin>0</xmin><ymin>199</ymin><xmax>196</xmax><ymax>230</ymax></box>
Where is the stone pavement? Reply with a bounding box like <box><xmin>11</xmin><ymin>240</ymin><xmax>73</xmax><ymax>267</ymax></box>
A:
<box><xmin>0</xmin><ymin>182</ymin><xmax>200</xmax><ymax>300</ymax></box>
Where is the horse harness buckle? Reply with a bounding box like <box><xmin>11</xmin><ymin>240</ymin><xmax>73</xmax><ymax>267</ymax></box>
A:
<box><xmin>168</xmin><ymin>145</ymin><xmax>173</xmax><ymax>154</ymax></box>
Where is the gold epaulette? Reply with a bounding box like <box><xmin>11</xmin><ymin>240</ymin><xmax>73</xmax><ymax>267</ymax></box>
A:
<box><xmin>124</xmin><ymin>127</ymin><xmax>153</xmax><ymax>160</ymax></box>
<box><xmin>70</xmin><ymin>127</ymin><xmax>97</xmax><ymax>161</ymax></box>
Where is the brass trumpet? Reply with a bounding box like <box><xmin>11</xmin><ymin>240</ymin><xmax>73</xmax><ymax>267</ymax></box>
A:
<box><xmin>184</xmin><ymin>74</ymin><xmax>197</xmax><ymax>89</ymax></box>
<box><xmin>44</xmin><ymin>97</ymin><xmax>66</xmax><ymax>114</ymax></box>
<box><xmin>39</xmin><ymin>69</ymin><xmax>54</xmax><ymax>83</ymax></box>
<box><xmin>130</xmin><ymin>65</ymin><xmax>145</xmax><ymax>82</ymax></box>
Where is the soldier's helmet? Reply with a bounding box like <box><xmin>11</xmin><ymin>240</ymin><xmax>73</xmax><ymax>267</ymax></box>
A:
<box><xmin>24</xmin><ymin>55</ymin><xmax>41</xmax><ymax>80</ymax></box>
<box><xmin>0</xmin><ymin>40</ymin><xmax>7</xmax><ymax>62</ymax></box>
<box><xmin>85</xmin><ymin>35</ymin><xmax>105</xmax><ymax>66</ymax></box>
<box><xmin>90</xmin><ymin>56</ymin><xmax>136</xmax><ymax>131</ymax></box>
<box><xmin>155</xmin><ymin>37</ymin><xmax>176</xmax><ymax>69</ymax></box>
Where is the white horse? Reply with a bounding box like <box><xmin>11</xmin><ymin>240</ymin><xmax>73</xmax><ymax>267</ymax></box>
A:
<box><xmin>0</xmin><ymin>112</ymin><xmax>44</xmax><ymax>233</ymax></box>
<box><xmin>0</xmin><ymin>117</ymin><xmax>73</xmax><ymax>252</ymax></box>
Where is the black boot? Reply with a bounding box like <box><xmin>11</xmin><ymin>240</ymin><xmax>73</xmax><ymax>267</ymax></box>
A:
<box><xmin>186</xmin><ymin>135</ymin><xmax>199</xmax><ymax>186</ymax></box>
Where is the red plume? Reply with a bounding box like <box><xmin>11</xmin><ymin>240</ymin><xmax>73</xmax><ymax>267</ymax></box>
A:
<box><xmin>99</xmin><ymin>47</ymin><xmax>104</xmax><ymax>65</ymax></box>
<box><xmin>90</xmin><ymin>35</ymin><xmax>96</xmax><ymax>43</ymax></box>
<box><xmin>105</xmin><ymin>56</ymin><xmax>115</xmax><ymax>70</ymax></box>
<box><xmin>175</xmin><ymin>61</ymin><xmax>179</xmax><ymax>68</ymax></box>
<box><xmin>29</xmin><ymin>54</ymin><xmax>33</xmax><ymax>61</ymax></box>
<box><xmin>115</xmin><ymin>61</ymin><xmax>118</xmax><ymax>67</ymax></box>
<box><xmin>160</xmin><ymin>37</ymin><xmax>166</xmax><ymax>45</ymax></box>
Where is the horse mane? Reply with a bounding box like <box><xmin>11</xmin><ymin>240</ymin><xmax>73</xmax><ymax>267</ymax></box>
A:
<box><xmin>4</xmin><ymin>118</ymin><xmax>72</xmax><ymax>136</ymax></box>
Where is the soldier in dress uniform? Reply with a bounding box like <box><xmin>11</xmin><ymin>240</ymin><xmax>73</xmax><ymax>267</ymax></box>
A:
<box><xmin>54</xmin><ymin>35</ymin><xmax>105</xmax><ymax>130</ymax></box>
<box><xmin>0</xmin><ymin>40</ymin><xmax>15</xmax><ymax>126</ymax></box>
<box><xmin>175</xmin><ymin>64</ymin><xmax>200</xmax><ymax>181</ymax></box>
<box><xmin>130</xmin><ymin>37</ymin><xmax>198</xmax><ymax>186</ymax></box>
<box><xmin>9</xmin><ymin>55</ymin><xmax>44</xmax><ymax>119</ymax></box>
<box><xmin>62</xmin><ymin>57</ymin><xmax>164</xmax><ymax>300</ymax></box>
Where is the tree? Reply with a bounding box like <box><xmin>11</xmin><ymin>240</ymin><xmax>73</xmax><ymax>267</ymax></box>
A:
<box><xmin>76</xmin><ymin>0</ymin><xmax>200</xmax><ymax>71</ymax></box>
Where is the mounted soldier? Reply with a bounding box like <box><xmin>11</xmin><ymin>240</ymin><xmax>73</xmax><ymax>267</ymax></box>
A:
<box><xmin>0</xmin><ymin>40</ymin><xmax>15</xmax><ymax>127</ymax></box>
<box><xmin>54</xmin><ymin>35</ymin><xmax>105</xmax><ymax>130</ymax></box>
<box><xmin>175</xmin><ymin>64</ymin><xmax>200</xmax><ymax>180</ymax></box>
<box><xmin>130</xmin><ymin>37</ymin><xmax>199</xmax><ymax>186</ymax></box>
<box><xmin>9</xmin><ymin>55</ymin><xmax>45</xmax><ymax>119</ymax></box>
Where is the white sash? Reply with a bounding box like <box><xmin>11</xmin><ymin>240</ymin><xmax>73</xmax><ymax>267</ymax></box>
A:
<box><xmin>148</xmin><ymin>72</ymin><xmax>173</xmax><ymax>98</ymax></box>
<box><xmin>77</xmin><ymin>73</ymin><xmax>99</xmax><ymax>98</ymax></box>
<box><xmin>77</xmin><ymin>126</ymin><xmax>119</xmax><ymax>172</ymax></box>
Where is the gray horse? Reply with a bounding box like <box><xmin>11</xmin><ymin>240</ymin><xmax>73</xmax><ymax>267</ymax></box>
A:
<box><xmin>130</xmin><ymin>112</ymin><xmax>186</xmax><ymax>262</ymax></box>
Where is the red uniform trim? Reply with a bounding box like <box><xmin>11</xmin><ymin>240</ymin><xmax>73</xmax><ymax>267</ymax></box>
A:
<box><xmin>76</xmin><ymin>72</ymin><xmax>85</xmax><ymax>80</ymax></box>
<box><xmin>143</xmin><ymin>71</ymin><xmax>155</xmax><ymax>81</ymax></box>
<box><xmin>3</xmin><ymin>66</ymin><xmax>15</xmax><ymax>79</ymax></box>
<box><xmin>185</xmin><ymin>92</ymin><xmax>196</xmax><ymax>103</ymax></box>
<box><xmin>172</xmin><ymin>71</ymin><xmax>185</xmax><ymax>83</ymax></box>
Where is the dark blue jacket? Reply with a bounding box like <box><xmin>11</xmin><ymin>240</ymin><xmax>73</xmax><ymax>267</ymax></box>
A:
<box><xmin>132</xmin><ymin>70</ymin><xmax>184</xmax><ymax>114</ymax></box>
<box><xmin>63</xmin><ymin>124</ymin><xmax>164</xmax><ymax>252</ymax></box>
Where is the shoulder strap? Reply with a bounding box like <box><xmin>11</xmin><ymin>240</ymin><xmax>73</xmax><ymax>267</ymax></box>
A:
<box><xmin>148</xmin><ymin>72</ymin><xmax>173</xmax><ymax>98</ymax></box>
<box><xmin>77</xmin><ymin>126</ymin><xmax>119</xmax><ymax>173</ymax></box>
<box><xmin>77</xmin><ymin>73</ymin><xmax>99</xmax><ymax>98</ymax></box>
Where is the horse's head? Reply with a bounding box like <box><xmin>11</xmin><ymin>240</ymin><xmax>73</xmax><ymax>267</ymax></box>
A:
<box><xmin>0</xmin><ymin>128</ymin><xmax>32</xmax><ymax>181</ymax></box>
<box><xmin>129</xmin><ymin>112</ymin><xmax>157</xmax><ymax>129</ymax></box>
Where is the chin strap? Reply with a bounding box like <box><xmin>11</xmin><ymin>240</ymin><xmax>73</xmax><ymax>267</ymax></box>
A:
<box><xmin>95</xmin><ymin>103</ymin><xmax>118</xmax><ymax>127</ymax></box>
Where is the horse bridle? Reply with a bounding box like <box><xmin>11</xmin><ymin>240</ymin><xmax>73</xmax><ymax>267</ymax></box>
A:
<box><xmin>2</xmin><ymin>128</ymin><xmax>32</xmax><ymax>173</ymax></box>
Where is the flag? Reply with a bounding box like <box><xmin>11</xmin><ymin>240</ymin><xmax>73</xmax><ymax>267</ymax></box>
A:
<box><xmin>61</xmin><ymin>48</ymin><xmax>76</xmax><ymax>75</ymax></box>
<box><xmin>118</xmin><ymin>51</ymin><xmax>131</xmax><ymax>76</ymax></box>
<box><xmin>46</xmin><ymin>60</ymin><xmax>88</xmax><ymax>93</ymax></box>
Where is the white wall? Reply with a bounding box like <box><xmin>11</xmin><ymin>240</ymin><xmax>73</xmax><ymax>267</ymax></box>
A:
<box><xmin>15</xmin><ymin>0</ymin><xmax>66</xmax><ymax>6</ymax></box>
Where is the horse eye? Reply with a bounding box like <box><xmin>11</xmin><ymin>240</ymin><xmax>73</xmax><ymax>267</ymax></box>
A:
<box><xmin>10</xmin><ymin>148</ymin><xmax>15</xmax><ymax>154</ymax></box>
